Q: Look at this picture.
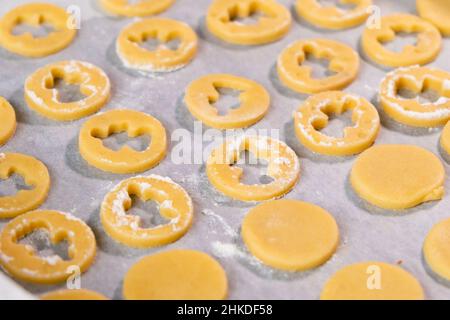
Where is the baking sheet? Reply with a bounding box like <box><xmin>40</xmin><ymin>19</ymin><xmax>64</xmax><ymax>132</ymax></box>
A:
<box><xmin>1</xmin><ymin>0</ymin><xmax>450</xmax><ymax>300</ymax></box>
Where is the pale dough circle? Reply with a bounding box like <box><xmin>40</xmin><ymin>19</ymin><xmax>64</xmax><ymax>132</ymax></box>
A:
<box><xmin>116</xmin><ymin>18</ymin><xmax>198</xmax><ymax>73</ymax></box>
<box><xmin>25</xmin><ymin>60</ymin><xmax>111</xmax><ymax>121</ymax></box>
<box><xmin>101</xmin><ymin>175</ymin><xmax>193</xmax><ymax>248</ymax></box>
<box><xmin>99</xmin><ymin>0</ymin><xmax>175</xmax><ymax>17</ymax></box>
<box><xmin>123</xmin><ymin>249</ymin><xmax>228</xmax><ymax>300</ymax></box>
<box><xmin>41</xmin><ymin>289</ymin><xmax>107</xmax><ymax>300</ymax></box>
<box><xmin>206</xmin><ymin>0</ymin><xmax>291</xmax><ymax>45</ymax></box>
<box><xmin>350</xmin><ymin>144</ymin><xmax>445</xmax><ymax>210</ymax></box>
<box><xmin>184</xmin><ymin>74</ymin><xmax>270</xmax><ymax>129</ymax></box>
<box><xmin>362</xmin><ymin>14</ymin><xmax>441</xmax><ymax>68</ymax></box>
<box><xmin>0</xmin><ymin>153</ymin><xmax>50</xmax><ymax>219</ymax></box>
<box><xmin>294</xmin><ymin>91</ymin><xmax>380</xmax><ymax>156</ymax></box>
<box><xmin>0</xmin><ymin>3</ymin><xmax>77</xmax><ymax>58</ymax></box>
<box><xmin>242</xmin><ymin>199</ymin><xmax>339</xmax><ymax>271</ymax></box>
<box><xmin>206</xmin><ymin>135</ymin><xmax>300</xmax><ymax>202</ymax></box>
<box><xmin>0</xmin><ymin>210</ymin><xmax>96</xmax><ymax>285</ymax></box>
<box><xmin>79</xmin><ymin>109</ymin><xmax>167</xmax><ymax>174</ymax></box>
<box><xmin>296</xmin><ymin>0</ymin><xmax>372</xmax><ymax>30</ymax></box>
<box><xmin>417</xmin><ymin>0</ymin><xmax>450</xmax><ymax>36</ymax></box>
<box><xmin>379</xmin><ymin>66</ymin><xmax>450</xmax><ymax>128</ymax></box>
<box><xmin>0</xmin><ymin>97</ymin><xmax>16</xmax><ymax>146</ymax></box>
<box><xmin>277</xmin><ymin>38</ymin><xmax>360</xmax><ymax>94</ymax></box>
<box><xmin>423</xmin><ymin>217</ymin><xmax>450</xmax><ymax>282</ymax></box>
<box><xmin>321</xmin><ymin>262</ymin><xmax>425</xmax><ymax>300</ymax></box>
<box><xmin>440</xmin><ymin>121</ymin><xmax>450</xmax><ymax>156</ymax></box>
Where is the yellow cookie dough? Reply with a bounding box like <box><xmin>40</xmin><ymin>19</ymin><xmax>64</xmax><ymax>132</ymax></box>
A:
<box><xmin>417</xmin><ymin>0</ymin><xmax>450</xmax><ymax>36</ymax></box>
<box><xmin>99</xmin><ymin>0</ymin><xmax>175</xmax><ymax>17</ymax></box>
<box><xmin>321</xmin><ymin>262</ymin><xmax>425</xmax><ymax>300</ymax></box>
<box><xmin>277</xmin><ymin>38</ymin><xmax>360</xmax><ymax>94</ymax></box>
<box><xmin>184</xmin><ymin>74</ymin><xmax>270</xmax><ymax>129</ymax></box>
<box><xmin>350</xmin><ymin>144</ymin><xmax>445</xmax><ymax>210</ymax></box>
<box><xmin>116</xmin><ymin>18</ymin><xmax>198</xmax><ymax>73</ymax></box>
<box><xmin>0</xmin><ymin>3</ymin><xmax>77</xmax><ymax>58</ymax></box>
<box><xmin>380</xmin><ymin>66</ymin><xmax>450</xmax><ymax>128</ymax></box>
<box><xmin>0</xmin><ymin>97</ymin><xmax>16</xmax><ymax>146</ymax></box>
<box><xmin>296</xmin><ymin>0</ymin><xmax>372</xmax><ymax>30</ymax></box>
<box><xmin>0</xmin><ymin>210</ymin><xmax>96</xmax><ymax>285</ymax></box>
<box><xmin>123</xmin><ymin>249</ymin><xmax>228</xmax><ymax>300</ymax></box>
<box><xmin>206</xmin><ymin>135</ymin><xmax>300</xmax><ymax>202</ymax></box>
<box><xmin>79</xmin><ymin>109</ymin><xmax>167</xmax><ymax>174</ymax></box>
<box><xmin>41</xmin><ymin>289</ymin><xmax>107</xmax><ymax>300</ymax></box>
<box><xmin>242</xmin><ymin>199</ymin><xmax>339</xmax><ymax>271</ymax></box>
<box><xmin>362</xmin><ymin>14</ymin><xmax>441</xmax><ymax>68</ymax></box>
<box><xmin>0</xmin><ymin>153</ymin><xmax>50</xmax><ymax>219</ymax></box>
<box><xmin>423</xmin><ymin>217</ymin><xmax>450</xmax><ymax>282</ymax></box>
<box><xmin>25</xmin><ymin>60</ymin><xmax>111</xmax><ymax>121</ymax></box>
<box><xmin>440</xmin><ymin>121</ymin><xmax>450</xmax><ymax>156</ymax></box>
<box><xmin>101</xmin><ymin>175</ymin><xmax>193</xmax><ymax>248</ymax></box>
<box><xmin>294</xmin><ymin>91</ymin><xmax>380</xmax><ymax>156</ymax></box>
<box><xmin>206</xmin><ymin>0</ymin><xmax>291</xmax><ymax>45</ymax></box>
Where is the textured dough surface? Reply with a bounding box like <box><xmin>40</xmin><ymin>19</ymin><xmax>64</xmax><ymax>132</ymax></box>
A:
<box><xmin>423</xmin><ymin>217</ymin><xmax>450</xmax><ymax>282</ymax></box>
<box><xmin>417</xmin><ymin>0</ymin><xmax>450</xmax><ymax>36</ymax></box>
<box><xmin>99</xmin><ymin>0</ymin><xmax>175</xmax><ymax>17</ymax></box>
<box><xmin>0</xmin><ymin>97</ymin><xmax>16</xmax><ymax>146</ymax></box>
<box><xmin>41</xmin><ymin>289</ymin><xmax>107</xmax><ymax>300</ymax></box>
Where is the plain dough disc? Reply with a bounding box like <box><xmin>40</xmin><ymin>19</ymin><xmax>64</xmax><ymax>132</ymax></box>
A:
<box><xmin>41</xmin><ymin>289</ymin><xmax>107</xmax><ymax>300</ymax></box>
<box><xmin>417</xmin><ymin>0</ymin><xmax>450</xmax><ymax>36</ymax></box>
<box><xmin>423</xmin><ymin>217</ymin><xmax>450</xmax><ymax>282</ymax></box>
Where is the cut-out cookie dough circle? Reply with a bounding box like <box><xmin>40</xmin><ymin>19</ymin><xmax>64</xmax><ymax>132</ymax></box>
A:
<box><xmin>350</xmin><ymin>144</ymin><xmax>445</xmax><ymax>210</ymax></box>
<box><xmin>321</xmin><ymin>262</ymin><xmax>425</xmax><ymax>300</ymax></box>
<box><xmin>0</xmin><ymin>210</ymin><xmax>96</xmax><ymax>285</ymax></box>
<box><xmin>294</xmin><ymin>91</ymin><xmax>380</xmax><ymax>156</ymax></box>
<box><xmin>380</xmin><ymin>66</ymin><xmax>450</xmax><ymax>128</ymax></box>
<box><xmin>423</xmin><ymin>217</ymin><xmax>450</xmax><ymax>282</ymax></box>
<box><xmin>0</xmin><ymin>153</ymin><xmax>50</xmax><ymax>219</ymax></box>
<box><xmin>295</xmin><ymin>0</ymin><xmax>372</xmax><ymax>30</ymax></box>
<box><xmin>206</xmin><ymin>135</ymin><xmax>300</xmax><ymax>202</ymax></box>
<box><xmin>116</xmin><ymin>18</ymin><xmax>198</xmax><ymax>73</ymax></box>
<box><xmin>362</xmin><ymin>14</ymin><xmax>441</xmax><ymax>68</ymax></box>
<box><xmin>440</xmin><ymin>121</ymin><xmax>450</xmax><ymax>156</ymax></box>
<box><xmin>277</xmin><ymin>38</ymin><xmax>360</xmax><ymax>94</ymax></box>
<box><xmin>417</xmin><ymin>0</ymin><xmax>450</xmax><ymax>36</ymax></box>
<box><xmin>184</xmin><ymin>74</ymin><xmax>270</xmax><ymax>129</ymax></box>
<box><xmin>206</xmin><ymin>0</ymin><xmax>291</xmax><ymax>45</ymax></box>
<box><xmin>98</xmin><ymin>0</ymin><xmax>175</xmax><ymax>17</ymax></box>
<box><xmin>0</xmin><ymin>97</ymin><xmax>16</xmax><ymax>146</ymax></box>
<box><xmin>79</xmin><ymin>109</ymin><xmax>167</xmax><ymax>174</ymax></box>
<box><xmin>41</xmin><ymin>289</ymin><xmax>108</xmax><ymax>300</ymax></box>
<box><xmin>0</xmin><ymin>3</ymin><xmax>77</xmax><ymax>57</ymax></box>
<box><xmin>123</xmin><ymin>249</ymin><xmax>228</xmax><ymax>300</ymax></box>
<box><xmin>242</xmin><ymin>199</ymin><xmax>339</xmax><ymax>271</ymax></box>
<box><xmin>25</xmin><ymin>60</ymin><xmax>111</xmax><ymax>121</ymax></box>
<box><xmin>101</xmin><ymin>175</ymin><xmax>193</xmax><ymax>248</ymax></box>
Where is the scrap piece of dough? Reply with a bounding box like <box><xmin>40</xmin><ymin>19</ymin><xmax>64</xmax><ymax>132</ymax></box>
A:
<box><xmin>423</xmin><ymin>217</ymin><xmax>450</xmax><ymax>282</ymax></box>
<box><xmin>296</xmin><ymin>0</ymin><xmax>372</xmax><ymax>30</ymax></box>
<box><xmin>277</xmin><ymin>38</ymin><xmax>359</xmax><ymax>94</ymax></box>
<box><xmin>417</xmin><ymin>0</ymin><xmax>450</xmax><ymax>36</ymax></box>
<box><xmin>116</xmin><ymin>18</ymin><xmax>198</xmax><ymax>73</ymax></box>
<box><xmin>440</xmin><ymin>121</ymin><xmax>450</xmax><ymax>156</ymax></box>
<box><xmin>362</xmin><ymin>14</ymin><xmax>441</xmax><ymax>68</ymax></box>
<box><xmin>0</xmin><ymin>153</ymin><xmax>50</xmax><ymax>219</ymax></box>
<box><xmin>98</xmin><ymin>0</ymin><xmax>175</xmax><ymax>17</ymax></box>
<box><xmin>0</xmin><ymin>97</ymin><xmax>16</xmax><ymax>146</ymax></box>
<box><xmin>350</xmin><ymin>144</ymin><xmax>445</xmax><ymax>210</ymax></box>
<box><xmin>101</xmin><ymin>175</ymin><xmax>193</xmax><ymax>248</ymax></box>
<box><xmin>78</xmin><ymin>109</ymin><xmax>167</xmax><ymax>174</ymax></box>
<box><xmin>206</xmin><ymin>0</ymin><xmax>291</xmax><ymax>45</ymax></box>
<box><xmin>242</xmin><ymin>199</ymin><xmax>339</xmax><ymax>271</ymax></box>
<box><xmin>0</xmin><ymin>3</ymin><xmax>76</xmax><ymax>57</ymax></box>
<box><xmin>0</xmin><ymin>210</ymin><xmax>96</xmax><ymax>285</ymax></box>
<box><xmin>123</xmin><ymin>249</ymin><xmax>228</xmax><ymax>300</ymax></box>
<box><xmin>321</xmin><ymin>262</ymin><xmax>425</xmax><ymax>300</ymax></box>
<box><xmin>41</xmin><ymin>289</ymin><xmax>107</xmax><ymax>300</ymax></box>
<box><xmin>25</xmin><ymin>60</ymin><xmax>111</xmax><ymax>121</ymax></box>
<box><xmin>379</xmin><ymin>66</ymin><xmax>450</xmax><ymax>127</ymax></box>
<box><xmin>184</xmin><ymin>74</ymin><xmax>270</xmax><ymax>129</ymax></box>
<box><xmin>294</xmin><ymin>91</ymin><xmax>380</xmax><ymax>156</ymax></box>
<box><xmin>206</xmin><ymin>135</ymin><xmax>300</xmax><ymax>202</ymax></box>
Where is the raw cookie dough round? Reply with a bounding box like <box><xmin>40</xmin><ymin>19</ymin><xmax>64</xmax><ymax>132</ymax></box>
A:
<box><xmin>116</xmin><ymin>18</ymin><xmax>198</xmax><ymax>73</ymax></box>
<box><xmin>0</xmin><ymin>153</ymin><xmax>50</xmax><ymax>219</ymax></box>
<box><xmin>362</xmin><ymin>14</ymin><xmax>441</xmax><ymax>68</ymax></box>
<box><xmin>0</xmin><ymin>3</ymin><xmax>77</xmax><ymax>57</ymax></box>
<box><xmin>41</xmin><ymin>289</ymin><xmax>107</xmax><ymax>300</ymax></box>
<box><xmin>242</xmin><ymin>199</ymin><xmax>339</xmax><ymax>271</ymax></box>
<box><xmin>184</xmin><ymin>74</ymin><xmax>270</xmax><ymax>129</ymax></box>
<box><xmin>98</xmin><ymin>0</ymin><xmax>175</xmax><ymax>17</ymax></box>
<box><xmin>25</xmin><ymin>60</ymin><xmax>111</xmax><ymax>121</ymax></box>
<box><xmin>79</xmin><ymin>109</ymin><xmax>167</xmax><ymax>174</ymax></box>
<box><xmin>350</xmin><ymin>144</ymin><xmax>445</xmax><ymax>210</ymax></box>
<box><xmin>440</xmin><ymin>121</ymin><xmax>450</xmax><ymax>156</ymax></box>
<box><xmin>0</xmin><ymin>97</ymin><xmax>16</xmax><ymax>146</ymax></box>
<box><xmin>417</xmin><ymin>0</ymin><xmax>450</xmax><ymax>36</ymax></box>
<box><xmin>0</xmin><ymin>210</ymin><xmax>96</xmax><ymax>285</ymax></box>
<box><xmin>277</xmin><ymin>38</ymin><xmax>360</xmax><ymax>94</ymax></box>
<box><xmin>423</xmin><ymin>217</ymin><xmax>450</xmax><ymax>282</ymax></box>
<box><xmin>321</xmin><ymin>262</ymin><xmax>425</xmax><ymax>300</ymax></box>
<box><xmin>294</xmin><ymin>91</ymin><xmax>380</xmax><ymax>156</ymax></box>
<box><xmin>101</xmin><ymin>175</ymin><xmax>193</xmax><ymax>248</ymax></box>
<box><xmin>206</xmin><ymin>0</ymin><xmax>291</xmax><ymax>45</ymax></box>
<box><xmin>206</xmin><ymin>135</ymin><xmax>300</xmax><ymax>202</ymax></box>
<box><xmin>296</xmin><ymin>0</ymin><xmax>372</xmax><ymax>30</ymax></box>
<box><xmin>123</xmin><ymin>249</ymin><xmax>228</xmax><ymax>300</ymax></box>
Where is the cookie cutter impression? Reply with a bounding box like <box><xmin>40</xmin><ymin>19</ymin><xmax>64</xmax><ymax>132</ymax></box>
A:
<box><xmin>98</xmin><ymin>0</ymin><xmax>175</xmax><ymax>17</ymax></box>
<box><xmin>0</xmin><ymin>97</ymin><xmax>16</xmax><ymax>146</ymax></box>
